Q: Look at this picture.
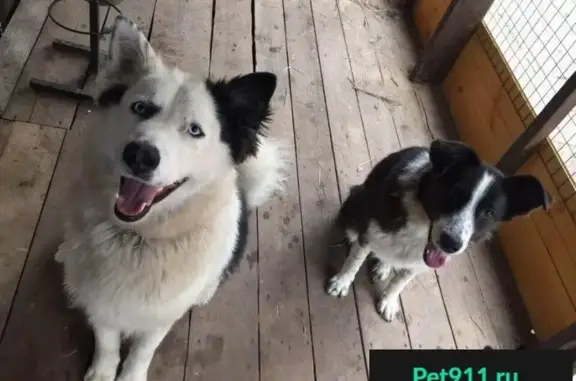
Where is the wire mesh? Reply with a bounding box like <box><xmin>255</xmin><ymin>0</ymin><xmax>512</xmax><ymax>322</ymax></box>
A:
<box><xmin>484</xmin><ymin>0</ymin><xmax>576</xmax><ymax>177</ymax></box>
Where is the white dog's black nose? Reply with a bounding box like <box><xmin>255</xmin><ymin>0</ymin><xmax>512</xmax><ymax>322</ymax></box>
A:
<box><xmin>438</xmin><ymin>232</ymin><xmax>463</xmax><ymax>254</ymax></box>
<box><xmin>122</xmin><ymin>141</ymin><xmax>160</xmax><ymax>177</ymax></box>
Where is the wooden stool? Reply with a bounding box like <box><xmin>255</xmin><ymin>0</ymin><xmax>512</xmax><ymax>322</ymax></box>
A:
<box><xmin>29</xmin><ymin>0</ymin><xmax>123</xmax><ymax>101</ymax></box>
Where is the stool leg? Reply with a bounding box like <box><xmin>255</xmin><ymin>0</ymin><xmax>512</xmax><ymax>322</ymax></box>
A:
<box><xmin>28</xmin><ymin>0</ymin><xmax>103</xmax><ymax>101</ymax></box>
<box><xmin>87</xmin><ymin>0</ymin><xmax>100</xmax><ymax>74</ymax></box>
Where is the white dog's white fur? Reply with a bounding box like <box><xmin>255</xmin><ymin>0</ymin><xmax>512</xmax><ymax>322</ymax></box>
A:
<box><xmin>55</xmin><ymin>16</ymin><xmax>285</xmax><ymax>381</ymax></box>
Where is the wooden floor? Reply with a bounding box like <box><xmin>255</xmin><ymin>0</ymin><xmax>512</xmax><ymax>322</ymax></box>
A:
<box><xmin>0</xmin><ymin>0</ymin><xmax>531</xmax><ymax>380</ymax></box>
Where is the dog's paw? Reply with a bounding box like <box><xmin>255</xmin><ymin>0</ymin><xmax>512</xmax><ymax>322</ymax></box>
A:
<box><xmin>116</xmin><ymin>373</ymin><xmax>146</xmax><ymax>381</ymax></box>
<box><xmin>369</xmin><ymin>261</ymin><xmax>391</xmax><ymax>283</ymax></box>
<box><xmin>326</xmin><ymin>275</ymin><xmax>352</xmax><ymax>298</ymax></box>
<box><xmin>376</xmin><ymin>295</ymin><xmax>400</xmax><ymax>322</ymax></box>
<box><xmin>84</xmin><ymin>366</ymin><xmax>116</xmax><ymax>381</ymax></box>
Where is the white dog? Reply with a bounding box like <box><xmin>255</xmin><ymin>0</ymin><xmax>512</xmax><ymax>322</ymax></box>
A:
<box><xmin>55</xmin><ymin>16</ymin><xmax>286</xmax><ymax>381</ymax></box>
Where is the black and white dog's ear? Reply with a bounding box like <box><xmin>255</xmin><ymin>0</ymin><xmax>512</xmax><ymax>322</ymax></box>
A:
<box><xmin>502</xmin><ymin>174</ymin><xmax>551</xmax><ymax>220</ymax></box>
<box><xmin>106</xmin><ymin>15</ymin><xmax>162</xmax><ymax>79</ymax></box>
<box><xmin>429</xmin><ymin>139</ymin><xmax>480</xmax><ymax>174</ymax></box>
<box><xmin>94</xmin><ymin>16</ymin><xmax>163</xmax><ymax>106</ymax></box>
<box><xmin>207</xmin><ymin>72</ymin><xmax>277</xmax><ymax>163</ymax></box>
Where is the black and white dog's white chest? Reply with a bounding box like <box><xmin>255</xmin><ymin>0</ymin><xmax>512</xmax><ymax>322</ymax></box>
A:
<box><xmin>348</xmin><ymin>192</ymin><xmax>431</xmax><ymax>271</ymax></box>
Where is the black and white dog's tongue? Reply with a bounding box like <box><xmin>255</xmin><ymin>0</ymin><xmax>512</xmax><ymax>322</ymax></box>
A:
<box><xmin>116</xmin><ymin>178</ymin><xmax>161</xmax><ymax>216</ymax></box>
<box><xmin>423</xmin><ymin>243</ymin><xmax>447</xmax><ymax>269</ymax></box>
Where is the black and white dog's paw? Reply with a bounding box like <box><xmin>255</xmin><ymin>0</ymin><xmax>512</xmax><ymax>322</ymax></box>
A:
<box><xmin>84</xmin><ymin>365</ymin><xmax>116</xmax><ymax>381</ymax></box>
<box><xmin>326</xmin><ymin>274</ymin><xmax>352</xmax><ymax>298</ymax></box>
<box><xmin>369</xmin><ymin>260</ymin><xmax>391</xmax><ymax>284</ymax></box>
<box><xmin>376</xmin><ymin>295</ymin><xmax>400</xmax><ymax>322</ymax></box>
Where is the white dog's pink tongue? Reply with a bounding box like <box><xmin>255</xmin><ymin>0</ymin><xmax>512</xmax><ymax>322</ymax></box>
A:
<box><xmin>424</xmin><ymin>243</ymin><xmax>447</xmax><ymax>269</ymax></box>
<box><xmin>116</xmin><ymin>178</ymin><xmax>161</xmax><ymax>216</ymax></box>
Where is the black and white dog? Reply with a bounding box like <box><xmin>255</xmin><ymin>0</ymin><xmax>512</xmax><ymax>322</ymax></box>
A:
<box><xmin>327</xmin><ymin>139</ymin><xmax>550</xmax><ymax>321</ymax></box>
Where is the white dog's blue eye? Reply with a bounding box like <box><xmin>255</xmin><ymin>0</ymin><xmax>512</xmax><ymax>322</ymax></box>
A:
<box><xmin>187</xmin><ymin>123</ymin><xmax>204</xmax><ymax>138</ymax></box>
<box><xmin>130</xmin><ymin>101</ymin><xmax>159</xmax><ymax>119</ymax></box>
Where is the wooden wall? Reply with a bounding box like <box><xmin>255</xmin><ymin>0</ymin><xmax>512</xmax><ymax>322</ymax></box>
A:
<box><xmin>411</xmin><ymin>0</ymin><xmax>576</xmax><ymax>341</ymax></box>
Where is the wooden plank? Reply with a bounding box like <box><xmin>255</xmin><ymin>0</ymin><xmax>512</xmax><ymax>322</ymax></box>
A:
<box><xmin>442</xmin><ymin>41</ymin><xmax>514</xmax><ymax>164</ymax></box>
<box><xmin>535</xmin><ymin>321</ymin><xmax>576</xmax><ymax>349</ymax></box>
<box><xmin>312</xmin><ymin>0</ymin><xmax>394</xmax><ymax>374</ymax></box>
<box><xmin>2</xmin><ymin>0</ymin><xmax>108</xmax><ymax>127</ymax></box>
<box><xmin>312</xmin><ymin>0</ymin><xmax>371</xmax><ymax>191</ymax></box>
<box><xmin>0</xmin><ymin>2</ymin><xmax>157</xmax><ymax>380</ymax></box>
<box><xmin>337</xmin><ymin>0</ymin><xmax>411</xmax><ymax>354</ymax></box>
<box><xmin>499</xmin><ymin>216</ymin><xmax>576</xmax><ymax>340</ymax></box>
<box><xmin>412</xmin><ymin>0</ymin><xmax>451</xmax><ymax>42</ymax></box>
<box><xmin>0</xmin><ymin>0</ymin><xmax>53</xmax><ymax>116</ymax></box>
<box><xmin>474</xmin><ymin>27</ymin><xmax>537</xmax><ymax>136</ymax></box>
<box><xmin>362</xmin><ymin>0</ymin><xmax>455</xmax><ymax>349</ymax></box>
<box><xmin>364</xmin><ymin>2</ymin><xmax>433</xmax><ymax>148</ymax></box>
<box><xmin>147</xmin><ymin>315</ymin><xmax>190</xmax><ymax>381</ymax></box>
<box><xmin>283</xmin><ymin>0</ymin><xmax>367</xmax><ymax>379</ymax></box>
<box><xmin>254</xmin><ymin>1</ymin><xmax>315</xmax><ymax>380</ymax></box>
<box><xmin>526</xmin><ymin>160</ymin><xmax>576</xmax><ymax>305</ymax></box>
<box><xmin>465</xmin><ymin>35</ymin><xmax>527</xmax><ymax>140</ymax></box>
<box><xmin>410</xmin><ymin>0</ymin><xmax>495</xmax><ymax>84</ymax></box>
<box><xmin>566</xmin><ymin>193</ymin><xmax>576</xmax><ymax>214</ymax></box>
<box><xmin>185</xmin><ymin>1</ymin><xmax>259</xmax><ymax>380</ymax></box>
<box><xmin>208</xmin><ymin>0</ymin><xmax>252</xmax><ymax>78</ymax></box>
<box><xmin>468</xmin><ymin>241</ymin><xmax>532</xmax><ymax>349</ymax></box>
<box><xmin>552</xmin><ymin>168</ymin><xmax>567</xmax><ymax>188</ymax></box>
<box><xmin>0</xmin><ymin>116</ymin><xmax>92</xmax><ymax>381</ymax></box>
<box><xmin>0</xmin><ymin>121</ymin><xmax>64</xmax><ymax>335</ymax></box>
<box><xmin>148</xmin><ymin>0</ymin><xmax>212</xmax><ymax>77</ymax></box>
<box><xmin>0</xmin><ymin>118</ymin><xmax>12</xmax><ymax>156</ymax></box>
<box><xmin>438</xmin><ymin>253</ymin><xmax>503</xmax><ymax>349</ymax></box>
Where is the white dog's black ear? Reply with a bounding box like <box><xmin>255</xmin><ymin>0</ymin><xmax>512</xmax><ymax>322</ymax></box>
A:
<box><xmin>429</xmin><ymin>139</ymin><xmax>480</xmax><ymax>174</ymax></box>
<box><xmin>95</xmin><ymin>16</ymin><xmax>163</xmax><ymax>106</ymax></box>
<box><xmin>207</xmin><ymin>72</ymin><xmax>277</xmax><ymax>163</ymax></box>
<box><xmin>502</xmin><ymin>174</ymin><xmax>551</xmax><ymax>220</ymax></box>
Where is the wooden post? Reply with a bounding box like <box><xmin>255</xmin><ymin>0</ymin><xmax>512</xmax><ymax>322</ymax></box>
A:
<box><xmin>409</xmin><ymin>0</ymin><xmax>495</xmax><ymax>84</ymax></box>
<box><xmin>497</xmin><ymin>71</ymin><xmax>576</xmax><ymax>175</ymax></box>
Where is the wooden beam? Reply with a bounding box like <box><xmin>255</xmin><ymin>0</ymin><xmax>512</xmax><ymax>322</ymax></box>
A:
<box><xmin>534</xmin><ymin>321</ymin><xmax>576</xmax><ymax>349</ymax></box>
<box><xmin>497</xmin><ymin>71</ymin><xmax>576</xmax><ymax>175</ymax></box>
<box><xmin>409</xmin><ymin>0</ymin><xmax>494</xmax><ymax>84</ymax></box>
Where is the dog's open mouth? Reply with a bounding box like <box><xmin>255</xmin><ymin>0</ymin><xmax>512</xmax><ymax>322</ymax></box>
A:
<box><xmin>114</xmin><ymin>176</ymin><xmax>188</xmax><ymax>222</ymax></box>
<box><xmin>423</xmin><ymin>242</ymin><xmax>447</xmax><ymax>269</ymax></box>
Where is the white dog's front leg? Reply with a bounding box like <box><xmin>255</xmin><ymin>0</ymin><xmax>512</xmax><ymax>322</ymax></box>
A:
<box><xmin>116</xmin><ymin>326</ymin><xmax>171</xmax><ymax>381</ymax></box>
<box><xmin>376</xmin><ymin>269</ymin><xmax>414</xmax><ymax>322</ymax></box>
<box><xmin>84</xmin><ymin>325</ymin><xmax>121</xmax><ymax>381</ymax></box>
<box><xmin>326</xmin><ymin>241</ymin><xmax>371</xmax><ymax>298</ymax></box>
